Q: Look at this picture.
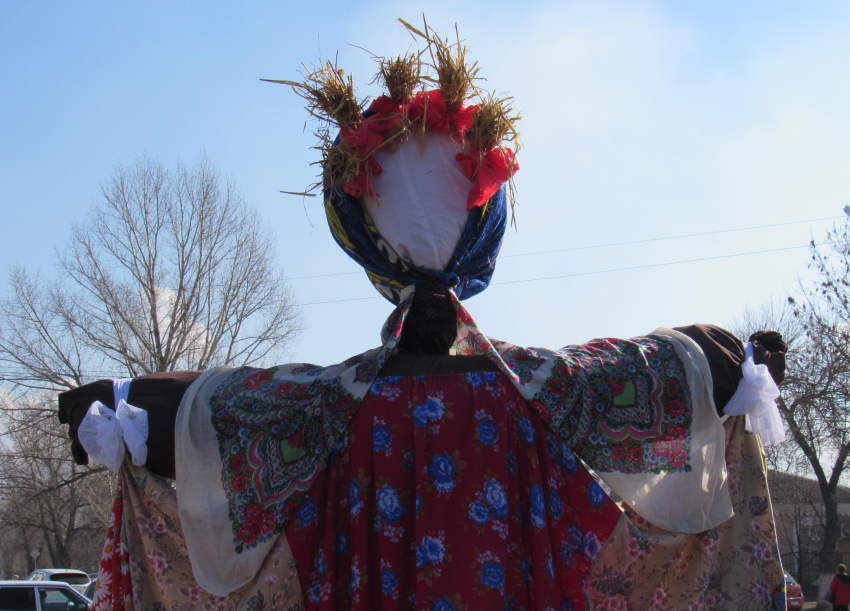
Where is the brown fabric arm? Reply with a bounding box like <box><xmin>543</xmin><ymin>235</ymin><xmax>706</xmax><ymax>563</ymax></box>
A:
<box><xmin>672</xmin><ymin>324</ymin><xmax>788</xmax><ymax>415</ymax></box>
<box><xmin>57</xmin><ymin>371</ymin><xmax>203</xmax><ymax>479</ymax></box>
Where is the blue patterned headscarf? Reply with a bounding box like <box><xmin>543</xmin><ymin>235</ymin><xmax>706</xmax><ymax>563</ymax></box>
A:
<box><xmin>324</xmin><ymin>183</ymin><xmax>508</xmax><ymax>304</ymax></box>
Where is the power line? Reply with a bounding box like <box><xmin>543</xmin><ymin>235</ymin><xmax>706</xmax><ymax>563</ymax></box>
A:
<box><xmin>293</xmin><ymin>242</ymin><xmax>812</xmax><ymax>306</ymax></box>
<box><xmin>286</xmin><ymin>215</ymin><xmax>841</xmax><ymax>281</ymax></box>
<box><xmin>297</xmin><ymin>295</ymin><xmax>382</xmax><ymax>306</ymax></box>
<box><xmin>0</xmin><ymin>243</ymin><xmax>820</xmax><ymax>379</ymax></box>
<box><xmin>491</xmin><ymin>244</ymin><xmax>808</xmax><ymax>286</ymax></box>
<box><xmin>501</xmin><ymin>216</ymin><xmax>841</xmax><ymax>258</ymax></box>
<box><xmin>289</xmin><ymin>270</ymin><xmax>362</xmax><ymax>280</ymax></box>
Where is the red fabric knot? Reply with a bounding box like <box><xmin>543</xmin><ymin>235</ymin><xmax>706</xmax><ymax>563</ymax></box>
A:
<box><xmin>455</xmin><ymin>147</ymin><xmax>519</xmax><ymax>210</ymax></box>
<box><xmin>343</xmin><ymin>156</ymin><xmax>383</xmax><ymax>198</ymax></box>
<box><xmin>409</xmin><ymin>90</ymin><xmax>451</xmax><ymax>132</ymax></box>
<box><xmin>408</xmin><ymin>90</ymin><xmax>478</xmax><ymax>137</ymax></box>
<box><xmin>365</xmin><ymin>96</ymin><xmax>405</xmax><ymax>134</ymax></box>
<box><xmin>340</xmin><ymin>123</ymin><xmax>385</xmax><ymax>197</ymax></box>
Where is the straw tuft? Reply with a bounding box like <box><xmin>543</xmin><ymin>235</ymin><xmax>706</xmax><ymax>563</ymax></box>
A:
<box><xmin>264</xmin><ymin>61</ymin><xmax>363</xmax><ymax>129</ymax></box>
<box><xmin>378</xmin><ymin>53</ymin><xmax>422</xmax><ymax>104</ymax></box>
<box><xmin>433</xmin><ymin>35</ymin><xmax>479</xmax><ymax>111</ymax></box>
<box><xmin>400</xmin><ymin>18</ymin><xmax>480</xmax><ymax>111</ymax></box>
<box><xmin>323</xmin><ymin>139</ymin><xmax>362</xmax><ymax>188</ymax></box>
<box><xmin>466</xmin><ymin>93</ymin><xmax>521</xmax><ymax>153</ymax></box>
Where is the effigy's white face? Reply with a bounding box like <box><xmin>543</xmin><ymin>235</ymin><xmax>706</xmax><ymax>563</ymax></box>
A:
<box><xmin>362</xmin><ymin>132</ymin><xmax>473</xmax><ymax>272</ymax></box>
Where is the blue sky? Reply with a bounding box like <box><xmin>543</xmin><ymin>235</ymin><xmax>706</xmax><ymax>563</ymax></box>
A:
<box><xmin>2</xmin><ymin>1</ymin><xmax>850</xmax><ymax>366</ymax></box>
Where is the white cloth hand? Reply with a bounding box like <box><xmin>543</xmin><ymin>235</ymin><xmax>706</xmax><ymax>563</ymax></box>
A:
<box><xmin>724</xmin><ymin>343</ymin><xmax>785</xmax><ymax>445</ymax></box>
<box><xmin>77</xmin><ymin>378</ymin><xmax>149</xmax><ymax>472</ymax></box>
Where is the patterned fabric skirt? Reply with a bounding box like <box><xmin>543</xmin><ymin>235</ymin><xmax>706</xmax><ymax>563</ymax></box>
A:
<box><xmin>92</xmin><ymin>462</ymin><xmax>303</xmax><ymax>611</ymax></box>
<box><xmin>284</xmin><ymin>371</ymin><xmax>623</xmax><ymax>611</ymax></box>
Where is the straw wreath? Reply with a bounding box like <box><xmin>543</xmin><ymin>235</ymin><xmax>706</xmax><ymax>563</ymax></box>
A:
<box><xmin>264</xmin><ymin>17</ymin><xmax>521</xmax><ymax>217</ymax></box>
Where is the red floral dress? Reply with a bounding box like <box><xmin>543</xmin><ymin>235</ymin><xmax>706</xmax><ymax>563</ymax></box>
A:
<box><xmin>284</xmin><ymin>370</ymin><xmax>622</xmax><ymax>611</ymax></box>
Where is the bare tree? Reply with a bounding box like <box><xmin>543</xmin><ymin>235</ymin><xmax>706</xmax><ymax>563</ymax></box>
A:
<box><xmin>732</xmin><ymin>222</ymin><xmax>850</xmax><ymax>600</ymax></box>
<box><xmin>0</xmin><ymin>155</ymin><xmax>303</xmax><ymax>571</ymax></box>
<box><xmin>0</xmin><ymin>391</ymin><xmax>112</xmax><ymax>572</ymax></box>
<box><xmin>0</xmin><ymin>155</ymin><xmax>303</xmax><ymax>390</ymax></box>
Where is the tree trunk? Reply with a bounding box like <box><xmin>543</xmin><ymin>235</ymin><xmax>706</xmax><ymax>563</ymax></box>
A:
<box><xmin>820</xmin><ymin>492</ymin><xmax>839</xmax><ymax>574</ymax></box>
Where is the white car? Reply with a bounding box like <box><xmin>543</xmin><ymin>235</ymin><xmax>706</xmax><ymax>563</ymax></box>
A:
<box><xmin>25</xmin><ymin>570</ymin><xmax>90</xmax><ymax>595</ymax></box>
<box><xmin>0</xmin><ymin>580</ymin><xmax>91</xmax><ymax>610</ymax></box>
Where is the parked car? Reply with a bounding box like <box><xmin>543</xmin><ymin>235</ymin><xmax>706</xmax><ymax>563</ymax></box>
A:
<box><xmin>25</xmin><ymin>570</ymin><xmax>90</xmax><ymax>595</ymax></box>
<box><xmin>0</xmin><ymin>580</ymin><xmax>91</xmax><ymax>610</ymax></box>
<box><xmin>785</xmin><ymin>572</ymin><xmax>805</xmax><ymax>610</ymax></box>
<box><xmin>83</xmin><ymin>580</ymin><xmax>96</xmax><ymax>602</ymax></box>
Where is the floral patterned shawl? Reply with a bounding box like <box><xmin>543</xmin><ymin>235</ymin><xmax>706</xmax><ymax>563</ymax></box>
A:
<box><xmin>175</xmin><ymin>289</ymin><xmax>730</xmax><ymax>596</ymax></box>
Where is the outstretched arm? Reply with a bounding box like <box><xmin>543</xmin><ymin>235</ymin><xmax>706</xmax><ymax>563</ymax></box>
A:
<box><xmin>57</xmin><ymin>371</ymin><xmax>203</xmax><ymax>479</ymax></box>
<box><xmin>672</xmin><ymin>324</ymin><xmax>787</xmax><ymax>414</ymax></box>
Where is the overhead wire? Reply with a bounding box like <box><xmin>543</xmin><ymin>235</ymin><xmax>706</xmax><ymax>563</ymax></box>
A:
<box><xmin>294</xmin><ymin>242</ymin><xmax>814</xmax><ymax>306</ymax></box>
<box><xmin>286</xmin><ymin>215</ymin><xmax>842</xmax><ymax>281</ymax></box>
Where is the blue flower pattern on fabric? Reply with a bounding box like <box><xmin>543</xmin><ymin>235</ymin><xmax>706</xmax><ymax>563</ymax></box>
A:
<box><xmin>478</xmin><ymin>419</ymin><xmax>499</xmax><ymax>446</ymax></box>
<box><xmin>469</xmin><ymin>500</ymin><xmax>490</xmax><ymax>525</ymax></box>
<box><xmin>480</xmin><ymin>561</ymin><xmax>505</xmax><ymax>589</ymax></box>
<box><xmin>381</xmin><ymin>567</ymin><xmax>398</xmax><ymax>595</ymax></box>
<box><xmin>588</xmin><ymin>481</ymin><xmax>607</xmax><ymax>507</ymax></box>
<box><xmin>416</xmin><ymin>536</ymin><xmax>446</xmax><ymax>570</ymax></box>
<box><xmin>558</xmin><ymin>443</ymin><xmax>578</xmax><ymax>473</ymax></box>
<box><xmin>583</xmin><ymin>531</ymin><xmax>601</xmax><ymax>560</ymax></box>
<box><xmin>298</xmin><ymin>498</ymin><xmax>317</xmax><ymax>528</ymax></box>
<box><xmin>432</xmin><ymin>595</ymin><xmax>457</xmax><ymax>611</ymax></box>
<box><xmin>348</xmin><ymin>479</ymin><xmax>364</xmax><ymax>518</ymax></box>
<box><xmin>484</xmin><ymin>479</ymin><xmax>508</xmax><ymax>520</ymax></box>
<box><xmin>336</xmin><ymin>531</ymin><xmax>349</xmax><ymax>554</ymax></box>
<box><xmin>518</xmin><ymin>416</ymin><xmax>534</xmax><ymax>445</ymax></box>
<box><xmin>377</xmin><ymin>484</ymin><xmax>406</xmax><ymax>524</ymax></box>
<box><xmin>413</xmin><ymin>396</ymin><xmax>446</xmax><ymax>428</ymax></box>
<box><xmin>529</xmin><ymin>485</ymin><xmax>546</xmax><ymax>528</ymax></box>
<box><xmin>373</xmin><ymin>424</ymin><xmax>392</xmax><ymax>453</ymax></box>
<box><xmin>547</xmin><ymin>489</ymin><xmax>563</xmax><ymax>520</ymax></box>
<box><xmin>428</xmin><ymin>452</ymin><xmax>457</xmax><ymax>493</ymax></box>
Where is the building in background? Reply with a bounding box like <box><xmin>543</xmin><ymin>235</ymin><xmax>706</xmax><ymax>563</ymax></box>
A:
<box><xmin>770</xmin><ymin>470</ymin><xmax>850</xmax><ymax>598</ymax></box>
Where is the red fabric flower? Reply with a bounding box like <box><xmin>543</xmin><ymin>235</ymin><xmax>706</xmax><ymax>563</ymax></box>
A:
<box><xmin>276</xmin><ymin>380</ymin><xmax>296</xmax><ymax>395</ymax></box>
<box><xmin>627</xmin><ymin>443</ymin><xmax>644</xmax><ymax>464</ymax></box>
<box><xmin>244</xmin><ymin>370</ymin><xmax>271</xmax><ymax>391</ymax></box>
<box><xmin>369</xmin><ymin>96</ymin><xmax>399</xmax><ymax>114</ymax></box>
<box><xmin>408</xmin><ymin>90</ymin><xmax>451</xmax><ymax>132</ymax></box>
<box><xmin>244</xmin><ymin>502</ymin><xmax>265</xmax><ymax>523</ymax></box>
<box><xmin>365</xmin><ymin>96</ymin><xmax>405</xmax><ymax>134</ymax></box>
<box><xmin>260</xmin><ymin>510</ymin><xmax>276</xmax><ymax>535</ymax></box>
<box><xmin>612</xmin><ymin>444</ymin><xmax>626</xmax><ymax>461</ymax></box>
<box><xmin>408</xmin><ymin>90</ymin><xmax>480</xmax><ymax>137</ymax></box>
<box><xmin>667</xmin><ymin>425</ymin><xmax>688</xmax><ymax>440</ymax></box>
<box><xmin>668</xmin><ymin>447</ymin><xmax>687</xmax><ymax>469</ymax></box>
<box><xmin>233</xmin><ymin>474</ymin><xmax>248</xmax><ymax>492</ymax></box>
<box><xmin>341</xmin><ymin>123</ymin><xmax>384</xmax><ymax>157</ymax></box>
<box><xmin>452</xmin><ymin>104</ymin><xmax>478</xmax><ymax>138</ymax></box>
<box><xmin>339</xmin><ymin>123</ymin><xmax>386</xmax><ymax>198</ymax></box>
<box><xmin>665</xmin><ymin>379</ymin><xmax>680</xmax><ymax>396</ymax></box>
<box><xmin>456</xmin><ymin>147</ymin><xmax>520</xmax><ymax>210</ymax></box>
<box><xmin>548</xmin><ymin>377</ymin><xmax>567</xmax><ymax>397</ymax></box>
<box><xmin>238</xmin><ymin>523</ymin><xmax>259</xmax><ymax>544</ymax></box>
<box><xmin>667</xmin><ymin>398</ymin><xmax>685</xmax><ymax>417</ymax></box>
<box><xmin>230</xmin><ymin>455</ymin><xmax>245</xmax><ymax>472</ymax></box>
<box><xmin>336</xmin><ymin>393</ymin><xmax>352</xmax><ymax>411</ymax></box>
<box><xmin>343</xmin><ymin>156</ymin><xmax>383</xmax><ymax>198</ymax></box>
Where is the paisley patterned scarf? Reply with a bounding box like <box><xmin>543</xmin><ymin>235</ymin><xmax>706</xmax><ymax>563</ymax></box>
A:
<box><xmin>205</xmin><ymin>291</ymin><xmax>717</xmax><ymax>554</ymax></box>
<box><xmin>323</xmin><ymin>184</ymin><xmax>508</xmax><ymax>304</ymax></box>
